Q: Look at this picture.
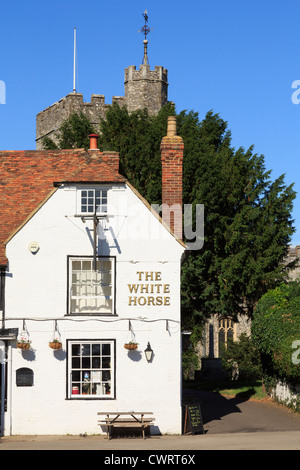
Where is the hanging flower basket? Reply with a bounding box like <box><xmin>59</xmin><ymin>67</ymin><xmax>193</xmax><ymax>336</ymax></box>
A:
<box><xmin>16</xmin><ymin>341</ymin><xmax>31</xmax><ymax>350</ymax></box>
<box><xmin>49</xmin><ymin>340</ymin><xmax>62</xmax><ymax>350</ymax></box>
<box><xmin>124</xmin><ymin>342</ymin><xmax>138</xmax><ymax>350</ymax></box>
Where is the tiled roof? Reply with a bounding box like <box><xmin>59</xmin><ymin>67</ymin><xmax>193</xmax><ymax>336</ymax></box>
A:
<box><xmin>0</xmin><ymin>149</ymin><xmax>125</xmax><ymax>265</ymax></box>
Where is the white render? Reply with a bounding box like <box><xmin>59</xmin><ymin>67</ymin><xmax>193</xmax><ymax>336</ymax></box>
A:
<box><xmin>3</xmin><ymin>182</ymin><xmax>185</xmax><ymax>436</ymax></box>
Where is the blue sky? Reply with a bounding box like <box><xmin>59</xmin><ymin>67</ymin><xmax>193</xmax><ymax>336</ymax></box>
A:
<box><xmin>1</xmin><ymin>0</ymin><xmax>300</xmax><ymax>244</ymax></box>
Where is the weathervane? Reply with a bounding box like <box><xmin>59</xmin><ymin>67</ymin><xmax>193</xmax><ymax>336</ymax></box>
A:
<box><xmin>138</xmin><ymin>9</ymin><xmax>152</xmax><ymax>65</ymax></box>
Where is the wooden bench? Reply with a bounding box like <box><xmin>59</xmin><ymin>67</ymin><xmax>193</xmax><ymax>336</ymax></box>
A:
<box><xmin>97</xmin><ymin>412</ymin><xmax>155</xmax><ymax>439</ymax></box>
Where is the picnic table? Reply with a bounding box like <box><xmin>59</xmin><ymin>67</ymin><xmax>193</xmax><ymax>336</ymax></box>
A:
<box><xmin>97</xmin><ymin>411</ymin><xmax>155</xmax><ymax>439</ymax></box>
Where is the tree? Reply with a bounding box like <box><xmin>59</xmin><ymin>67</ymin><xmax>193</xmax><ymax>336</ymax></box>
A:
<box><xmin>99</xmin><ymin>102</ymin><xmax>175</xmax><ymax>204</ymax></box>
<box><xmin>220</xmin><ymin>333</ymin><xmax>262</xmax><ymax>382</ymax></box>
<box><xmin>179</xmin><ymin>111</ymin><xmax>296</xmax><ymax>326</ymax></box>
<box><xmin>41</xmin><ymin>104</ymin><xmax>297</xmax><ymax>329</ymax></box>
<box><xmin>42</xmin><ymin>112</ymin><xmax>95</xmax><ymax>150</ymax></box>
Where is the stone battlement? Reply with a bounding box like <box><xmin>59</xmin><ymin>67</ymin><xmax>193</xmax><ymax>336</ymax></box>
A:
<box><xmin>284</xmin><ymin>245</ymin><xmax>300</xmax><ymax>281</ymax></box>
<box><xmin>36</xmin><ymin>93</ymin><xmax>126</xmax><ymax>149</ymax></box>
<box><xmin>287</xmin><ymin>245</ymin><xmax>300</xmax><ymax>257</ymax></box>
<box><xmin>36</xmin><ymin>62</ymin><xmax>169</xmax><ymax>149</ymax></box>
<box><xmin>124</xmin><ymin>64</ymin><xmax>168</xmax><ymax>83</ymax></box>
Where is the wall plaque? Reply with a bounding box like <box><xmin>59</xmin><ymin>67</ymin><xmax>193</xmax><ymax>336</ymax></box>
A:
<box><xmin>16</xmin><ymin>367</ymin><xmax>34</xmax><ymax>387</ymax></box>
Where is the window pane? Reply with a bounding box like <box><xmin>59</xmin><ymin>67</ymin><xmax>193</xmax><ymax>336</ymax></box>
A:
<box><xmin>82</xmin><ymin>357</ymin><xmax>90</xmax><ymax>368</ymax></box>
<box><xmin>72</xmin><ymin>371</ymin><xmax>80</xmax><ymax>381</ymax></box>
<box><xmin>82</xmin><ymin>260</ymin><xmax>91</xmax><ymax>271</ymax></box>
<box><xmin>72</xmin><ymin>260</ymin><xmax>81</xmax><ymax>271</ymax></box>
<box><xmin>102</xmin><ymin>371</ymin><xmax>110</xmax><ymax>382</ymax></box>
<box><xmin>83</xmin><ymin>371</ymin><xmax>90</xmax><ymax>381</ymax></box>
<box><xmin>82</xmin><ymin>344</ymin><xmax>90</xmax><ymax>356</ymax></box>
<box><xmin>102</xmin><ymin>271</ymin><xmax>111</xmax><ymax>284</ymax></box>
<box><xmin>227</xmin><ymin>329</ymin><xmax>233</xmax><ymax>341</ymax></box>
<box><xmin>72</xmin><ymin>357</ymin><xmax>80</xmax><ymax>368</ymax></box>
<box><xmin>102</xmin><ymin>344</ymin><xmax>111</xmax><ymax>355</ymax></box>
<box><xmin>92</xmin><ymin>344</ymin><xmax>101</xmax><ymax>355</ymax></box>
<box><xmin>72</xmin><ymin>344</ymin><xmax>81</xmax><ymax>356</ymax></box>
<box><xmin>92</xmin><ymin>357</ymin><xmax>101</xmax><ymax>368</ymax></box>
<box><xmin>102</xmin><ymin>357</ymin><xmax>110</xmax><ymax>368</ymax></box>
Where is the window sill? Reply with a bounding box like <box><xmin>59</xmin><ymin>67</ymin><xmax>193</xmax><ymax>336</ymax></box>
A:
<box><xmin>66</xmin><ymin>313</ymin><xmax>118</xmax><ymax>317</ymax></box>
<box><xmin>66</xmin><ymin>396</ymin><xmax>115</xmax><ymax>400</ymax></box>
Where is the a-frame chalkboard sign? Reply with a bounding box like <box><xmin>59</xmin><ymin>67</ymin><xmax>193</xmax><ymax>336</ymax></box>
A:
<box><xmin>183</xmin><ymin>403</ymin><xmax>204</xmax><ymax>435</ymax></box>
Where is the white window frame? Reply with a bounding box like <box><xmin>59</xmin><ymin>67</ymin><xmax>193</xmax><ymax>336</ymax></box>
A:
<box><xmin>69</xmin><ymin>257</ymin><xmax>115</xmax><ymax>315</ymax></box>
<box><xmin>77</xmin><ymin>187</ymin><xmax>108</xmax><ymax>215</ymax></box>
<box><xmin>68</xmin><ymin>340</ymin><xmax>115</xmax><ymax>399</ymax></box>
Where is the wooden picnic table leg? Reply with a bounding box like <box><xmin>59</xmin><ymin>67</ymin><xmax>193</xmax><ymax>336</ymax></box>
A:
<box><xmin>106</xmin><ymin>415</ymin><xmax>110</xmax><ymax>440</ymax></box>
<box><xmin>141</xmin><ymin>414</ymin><xmax>145</xmax><ymax>439</ymax></box>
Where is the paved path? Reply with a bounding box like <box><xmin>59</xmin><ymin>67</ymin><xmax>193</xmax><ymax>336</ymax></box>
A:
<box><xmin>0</xmin><ymin>390</ymin><xmax>299</xmax><ymax>450</ymax></box>
<box><xmin>183</xmin><ymin>388</ymin><xmax>300</xmax><ymax>434</ymax></box>
<box><xmin>0</xmin><ymin>431</ymin><xmax>299</xmax><ymax>450</ymax></box>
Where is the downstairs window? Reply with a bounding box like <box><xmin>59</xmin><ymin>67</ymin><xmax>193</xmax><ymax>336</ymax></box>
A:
<box><xmin>68</xmin><ymin>340</ymin><xmax>115</xmax><ymax>399</ymax></box>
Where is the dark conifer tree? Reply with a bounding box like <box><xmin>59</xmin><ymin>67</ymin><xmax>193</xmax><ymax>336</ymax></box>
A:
<box><xmin>42</xmin><ymin>104</ymin><xmax>296</xmax><ymax>329</ymax></box>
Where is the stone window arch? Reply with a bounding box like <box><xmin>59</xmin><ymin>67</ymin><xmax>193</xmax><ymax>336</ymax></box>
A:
<box><xmin>218</xmin><ymin>317</ymin><xmax>236</xmax><ymax>356</ymax></box>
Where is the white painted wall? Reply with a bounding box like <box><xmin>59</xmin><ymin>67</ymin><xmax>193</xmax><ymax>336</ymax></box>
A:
<box><xmin>4</xmin><ymin>183</ymin><xmax>184</xmax><ymax>435</ymax></box>
<box><xmin>273</xmin><ymin>381</ymin><xmax>300</xmax><ymax>408</ymax></box>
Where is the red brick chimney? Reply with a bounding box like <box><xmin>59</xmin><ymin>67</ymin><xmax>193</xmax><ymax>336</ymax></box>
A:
<box><xmin>160</xmin><ymin>116</ymin><xmax>184</xmax><ymax>239</ymax></box>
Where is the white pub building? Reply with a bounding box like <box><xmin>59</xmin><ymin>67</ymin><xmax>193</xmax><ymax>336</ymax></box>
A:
<box><xmin>0</xmin><ymin>117</ymin><xmax>186</xmax><ymax>436</ymax></box>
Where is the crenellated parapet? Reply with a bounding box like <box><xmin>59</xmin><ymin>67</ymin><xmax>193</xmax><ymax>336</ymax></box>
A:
<box><xmin>36</xmin><ymin>63</ymin><xmax>169</xmax><ymax>149</ymax></box>
<box><xmin>283</xmin><ymin>245</ymin><xmax>300</xmax><ymax>280</ymax></box>
<box><xmin>124</xmin><ymin>64</ymin><xmax>168</xmax><ymax>115</ymax></box>
<box><xmin>36</xmin><ymin>92</ymin><xmax>126</xmax><ymax>149</ymax></box>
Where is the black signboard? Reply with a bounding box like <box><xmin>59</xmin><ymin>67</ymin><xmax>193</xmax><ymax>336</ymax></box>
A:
<box><xmin>16</xmin><ymin>368</ymin><xmax>34</xmax><ymax>386</ymax></box>
<box><xmin>184</xmin><ymin>404</ymin><xmax>204</xmax><ymax>435</ymax></box>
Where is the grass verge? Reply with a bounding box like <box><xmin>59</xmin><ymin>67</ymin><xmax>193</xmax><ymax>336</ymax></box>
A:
<box><xmin>184</xmin><ymin>379</ymin><xmax>267</xmax><ymax>401</ymax></box>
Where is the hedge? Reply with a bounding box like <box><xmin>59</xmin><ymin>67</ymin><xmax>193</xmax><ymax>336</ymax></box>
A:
<box><xmin>251</xmin><ymin>282</ymin><xmax>300</xmax><ymax>384</ymax></box>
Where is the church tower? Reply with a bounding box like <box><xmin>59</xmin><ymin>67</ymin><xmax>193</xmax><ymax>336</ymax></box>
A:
<box><xmin>36</xmin><ymin>11</ymin><xmax>169</xmax><ymax>149</ymax></box>
<box><xmin>124</xmin><ymin>10</ymin><xmax>168</xmax><ymax>115</ymax></box>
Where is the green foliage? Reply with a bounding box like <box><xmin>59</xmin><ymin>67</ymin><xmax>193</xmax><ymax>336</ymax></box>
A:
<box><xmin>42</xmin><ymin>112</ymin><xmax>95</xmax><ymax>150</ymax></box>
<box><xmin>182</xmin><ymin>324</ymin><xmax>204</xmax><ymax>380</ymax></box>
<box><xmin>42</xmin><ymin>136</ymin><xmax>59</xmax><ymax>150</ymax></box>
<box><xmin>182</xmin><ymin>348</ymin><xmax>199</xmax><ymax>380</ymax></box>
<box><xmin>251</xmin><ymin>282</ymin><xmax>300</xmax><ymax>383</ymax></box>
<box><xmin>220</xmin><ymin>333</ymin><xmax>262</xmax><ymax>381</ymax></box>
<box><xmin>99</xmin><ymin>102</ymin><xmax>175</xmax><ymax>204</ymax></box>
<box><xmin>180</xmin><ymin>110</ymin><xmax>296</xmax><ymax>324</ymax></box>
<box><xmin>43</xmin><ymin>104</ymin><xmax>296</xmax><ymax>335</ymax></box>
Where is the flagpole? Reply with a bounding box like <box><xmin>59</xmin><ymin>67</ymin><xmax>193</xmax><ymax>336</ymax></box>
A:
<box><xmin>73</xmin><ymin>27</ymin><xmax>76</xmax><ymax>92</ymax></box>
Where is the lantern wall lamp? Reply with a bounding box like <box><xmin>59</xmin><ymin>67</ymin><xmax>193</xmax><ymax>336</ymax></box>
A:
<box><xmin>144</xmin><ymin>342</ymin><xmax>153</xmax><ymax>363</ymax></box>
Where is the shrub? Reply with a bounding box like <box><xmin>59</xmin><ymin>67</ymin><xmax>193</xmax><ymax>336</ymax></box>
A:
<box><xmin>251</xmin><ymin>282</ymin><xmax>300</xmax><ymax>384</ymax></box>
<box><xmin>220</xmin><ymin>333</ymin><xmax>262</xmax><ymax>381</ymax></box>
